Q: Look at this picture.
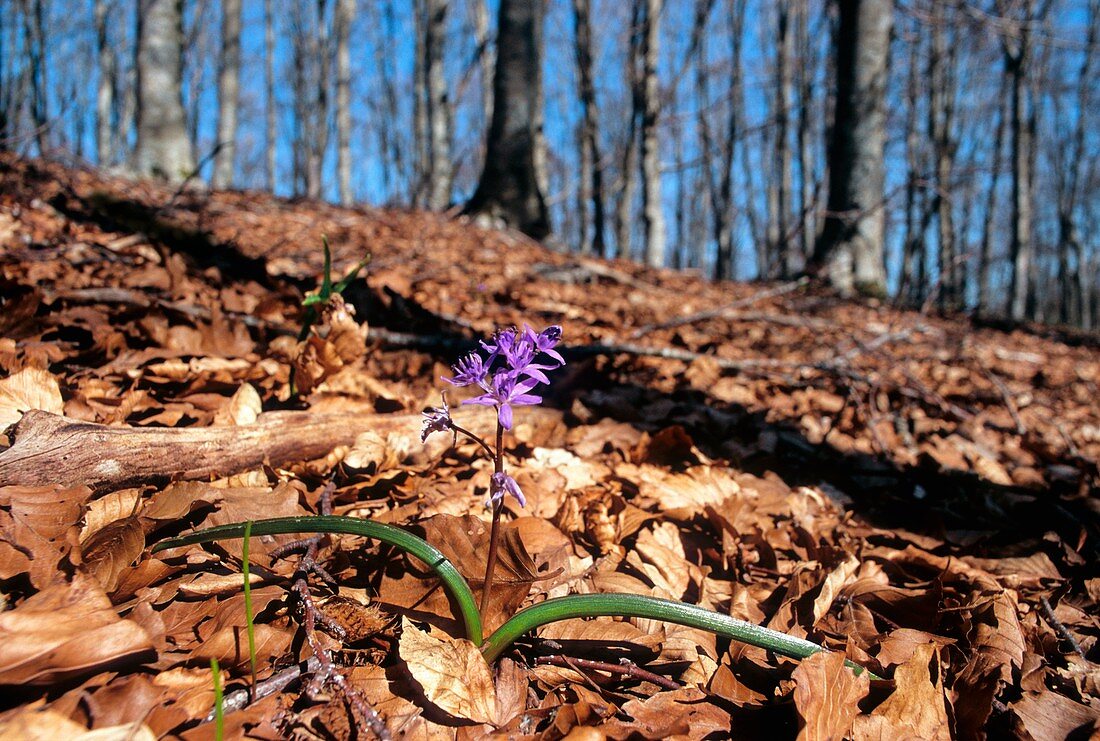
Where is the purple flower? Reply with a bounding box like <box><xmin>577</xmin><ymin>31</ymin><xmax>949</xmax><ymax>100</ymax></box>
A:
<box><xmin>463</xmin><ymin>370</ymin><xmax>542</xmax><ymax>430</ymax></box>
<box><xmin>420</xmin><ymin>395</ymin><xmax>454</xmax><ymax>442</ymax></box>
<box><xmin>488</xmin><ymin>471</ymin><xmax>525</xmax><ymax>508</ymax></box>
<box><xmin>480</xmin><ymin>328</ymin><xmax>519</xmax><ymax>366</ymax></box>
<box><xmin>524</xmin><ymin>324</ymin><xmax>565</xmax><ymax>366</ymax></box>
<box><xmin>444</xmin><ymin>351</ymin><xmax>488</xmax><ymax>387</ymax></box>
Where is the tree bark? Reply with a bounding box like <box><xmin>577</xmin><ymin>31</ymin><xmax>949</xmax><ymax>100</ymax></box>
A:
<box><xmin>0</xmin><ymin>411</ymin><xmax>413</xmax><ymax>491</ymax></box>
<box><xmin>463</xmin><ymin>0</ymin><xmax>549</xmax><ymax>239</ymax></box>
<box><xmin>1002</xmin><ymin>0</ymin><xmax>1037</xmax><ymax>321</ymax></box>
<box><xmin>928</xmin><ymin>6</ymin><xmax>958</xmax><ymax>311</ymax></box>
<box><xmin>898</xmin><ymin>25</ymin><xmax>925</xmax><ymax>307</ymax></box>
<box><xmin>714</xmin><ymin>0</ymin><xmax>747</xmax><ymax>281</ymax></box>
<box><xmin>425</xmin><ymin>0</ymin><xmax>452</xmax><ymax>210</ymax></box>
<box><xmin>573</xmin><ymin>0</ymin><xmax>605</xmax><ymax>256</ymax></box>
<box><xmin>133</xmin><ymin>0</ymin><xmax>194</xmax><ymax>182</ymax></box>
<box><xmin>22</xmin><ymin>0</ymin><xmax>48</xmax><ymax>155</ymax></box>
<box><xmin>334</xmin><ymin>0</ymin><xmax>354</xmax><ymax>205</ymax></box>
<box><xmin>640</xmin><ymin>0</ymin><xmax>666</xmax><ymax>268</ymax></box>
<box><xmin>472</xmin><ymin>0</ymin><xmax>494</xmax><ymax>124</ymax></box>
<box><xmin>976</xmin><ymin>76</ymin><xmax>1006</xmax><ymax>316</ymax></box>
<box><xmin>212</xmin><ymin>0</ymin><xmax>241</xmax><ymax>188</ymax></box>
<box><xmin>95</xmin><ymin>0</ymin><xmax>114</xmax><ymax>166</ymax></box>
<box><xmin>1055</xmin><ymin>0</ymin><xmax>1096</xmax><ymax>328</ymax></box>
<box><xmin>615</xmin><ymin>0</ymin><xmax>644</xmax><ymax>260</ymax></box>
<box><xmin>264</xmin><ymin>0</ymin><xmax>276</xmax><ymax>191</ymax></box>
<box><xmin>772</xmin><ymin>2</ymin><xmax>794</xmax><ymax>277</ymax></box>
<box><xmin>794</xmin><ymin>1</ymin><xmax>815</xmax><ymax>267</ymax></box>
<box><xmin>811</xmin><ymin>0</ymin><xmax>891</xmax><ymax>297</ymax></box>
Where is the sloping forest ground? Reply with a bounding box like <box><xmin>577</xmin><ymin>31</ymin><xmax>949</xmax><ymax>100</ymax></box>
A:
<box><xmin>0</xmin><ymin>154</ymin><xmax>1097</xmax><ymax>740</ymax></box>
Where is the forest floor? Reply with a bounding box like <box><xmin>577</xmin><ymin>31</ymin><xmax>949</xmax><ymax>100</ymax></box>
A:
<box><xmin>0</xmin><ymin>153</ymin><xmax>1098</xmax><ymax>740</ymax></box>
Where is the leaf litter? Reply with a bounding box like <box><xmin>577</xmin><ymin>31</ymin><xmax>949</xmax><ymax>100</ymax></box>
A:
<box><xmin>0</xmin><ymin>154</ymin><xmax>1098</xmax><ymax>738</ymax></box>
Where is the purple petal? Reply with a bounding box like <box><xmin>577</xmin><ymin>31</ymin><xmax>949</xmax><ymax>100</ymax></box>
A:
<box><xmin>498</xmin><ymin>403</ymin><xmax>513</xmax><ymax>430</ymax></box>
<box><xmin>543</xmin><ymin>348</ymin><xmax>566</xmax><ymax>366</ymax></box>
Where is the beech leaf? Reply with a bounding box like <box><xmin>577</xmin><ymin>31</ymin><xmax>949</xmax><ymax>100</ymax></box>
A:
<box><xmin>399</xmin><ymin>617</ymin><xmax>497</xmax><ymax>725</ymax></box>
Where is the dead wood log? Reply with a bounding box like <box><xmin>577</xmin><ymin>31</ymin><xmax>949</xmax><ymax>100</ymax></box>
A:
<box><xmin>0</xmin><ymin>409</ymin><xmax>416</xmax><ymax>491</ymax></box>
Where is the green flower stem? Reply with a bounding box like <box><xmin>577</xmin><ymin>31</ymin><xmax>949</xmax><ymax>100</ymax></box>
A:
<box><xmin>241</xmin><ymin>520</ymin><xmax>258</xmax><ymax>698</ymax></box>
<box><xmin>210</xmin><ymin>658</ymin><xmax>224</xmax><ymax>741</ymax></box>
<box><xmin>152</xmin><ymin>515</ymin><xmax>483</xmax><ymax>645</ymax></box>
<box><xmin>480</xmin><ymin>593</ymin><xmax>882</xmax><ymax>680</ymax></box>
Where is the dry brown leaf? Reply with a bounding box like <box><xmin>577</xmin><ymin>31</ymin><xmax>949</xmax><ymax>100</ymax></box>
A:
<box><xmin>211</xmin><ymin>382</ymin><xmax>262</xmax><ymax>426</ymax></box>
<box><xmin>601</xmin><ymin>687</ymin><xmax>731</xmax><ymax>740</ymax></box>
<box><xmin>853</xmin><ymin>642</ymin><xmax>949</xmax><ymax>741</ymax></box>
<box><xmin>0</xmin><ymin>573</ymin><xmax>153</xmax><ymax>685</ymax></box>
<box><xmin>792</xmin><ymin>650</ymin><xmax>870</xmax><ymax>741</ymax></box>
<box><xmin>1011</xmin><ymin>689</ymin><xmax>1100</xmax><ymax>740</ymax></box>
<box><xmin>0</xmin><ymin>707</ymin><xmax>156</xmax><ymax>741</ymax></box>
<box><xmin>399</xmin><ymin>617</ymin><xmax>497</xmax><ymax>725</ymax></box>
<box><xmin>81</xmin><ymin>516</ymin><xmax>145</xmax><ymax>593</ymax></box>
<box><xmin>0</xmin><ymin>484</ymin><xmax>87</xmax><ymax>589</ymax></box>
<box><xmin>0</xmin><ymin>367</ymin><xmax>63</xmax><ymax>434</ymax></box>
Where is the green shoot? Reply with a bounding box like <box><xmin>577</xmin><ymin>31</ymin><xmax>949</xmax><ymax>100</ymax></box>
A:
<box><xmin>242</xmin><ymin>520</ymin><xmax>257</xmax><ymax>701</ymax></box>
<box><xmin>210</xmin><ymin>658</ymin><xmax>224</xmax><ymax>740</ymax></box>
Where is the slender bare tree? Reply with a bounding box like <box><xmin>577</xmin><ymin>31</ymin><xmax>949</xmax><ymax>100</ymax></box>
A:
<box><xmin>811</xmin><ymin>0</ymin><xmax>891</xmax><ymax>297</ymax></box>
<box><xmin>928</xmin><ymin>4</ymin><xmax>959</xmax><ymax>310</ymax></box>
<box><xmin>334</xmin><ymin>0</ymin><xmax>354</xmax><ymax>204</ymax></box>
<box><xmin>212</xmin><ymin>0</ymin><xmax>241</xmax><ymax>188</ymax></box>
<box><xmin>95</xmin><ymin>0</ymin><xmax>114</xmax><ymax>165</ymax></box>
<box><xmin>1000</xmin><ymin>0</ymin><xmax>1041</xmax><ymax>321</ymax></box>
<box><xmin>464</xmin><ymin>0</ymin><xmax>549</xmax><ymax>238</ymax></box>
<box><xmin>573</xmin><ymin>0</ymin><xmax>605</xmax><ymax>255</ymax></box>
<box><xmin>615</xmin><ymin>0</ymin><xmax>643</xmax><ymax>260</ymax></box>
<box><xmin>770</xmin><ymin>2</ymin><xmax>794</xmax><ymax>277</ymax></box>
<box><xmin>425</xmin><ymin>0</ymin><xmax>452</xmax><ymax>209</ymax></box>
<box><xmin>264</xmin><ymin>0</ymin><xmax>275</xmax><ymax>190</ymax></box>
<box><xmin>21</xmin><ymin>0</ymin><xmax>47</xmax><ymax>154</ymax></box>
<box><xmin>640</xmin><ymin>0</ymin><xmax>666</xmax><ymax>268</ymax></box>
<box><xmin>471</xmin><ymin>0</ymin><xmax>493</xmax><ymax>123</ymax></box>
<box><xmin>133</xmin><ymin>0</ymin><xmax>194</xmax><ymax>181</ymax></box>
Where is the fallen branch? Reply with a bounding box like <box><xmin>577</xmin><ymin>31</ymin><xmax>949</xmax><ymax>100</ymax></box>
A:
<box><xmin>0</xmin><ymin>409</ymin><xmax>415</xmax><ymax>491</ymax></box>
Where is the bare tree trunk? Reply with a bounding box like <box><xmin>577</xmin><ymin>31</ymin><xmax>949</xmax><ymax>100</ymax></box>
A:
<box><xmin>425</xmin><ymin>0</ymin><xmax>452</xmax><ymax>210</ymax></box>
<box><xmin>1052</xmin><ymin>0</ymin><xmax>1096</xmax><ymax>328</ymax></box>
<box><xmin>773</xmin><ymin>2</ymin><xmax>794</xmax><ymax>277</ymax></box>
<box><xmin>691</xmin><ymin>0</ymin><xmax>717</xmax><ymax>271</ymax></box>
<box><xmin>977</xmin><ymin>76</ymin><xmax>1007</xmax><ymax>316</ymax></box>
<box><xmin>533</xmin><ymin>3</ymin><xmax>549</xmax><ymax>203</ymax></box>
<box><xmin>929</xmin><ymin>6</ymin><xmax>958</xmax><ymax>311</ymax></box>
<box><xmin>212</xmin><ymin>0</ymin><xmax>241</xmax><ymax>188</ymax></box>
<box><xmin>463</xmin><ymin>0</ymin><xmax>549</xmax><ymax>238</ymax></box>
<box><xmin>714</xmin><ymin>0</ymin><xmax>746</xmax><ymax>281</ymax></box>
<box><xmin>307</xmin><ymin>0</ymin><xmax>330</xmax><ymax>200</ymax></box>
<box><xmin>573</xmin><ymin>0</ymin><xmax>605</xmax><ymax>256</ymax></box>
<box><xmin>794</xmin><ymin>1</ymin><xmax>815</xmax><ymax>267</ymax></box>
<box><xmin>472</xmin><ymin>0</ymin><xmax>494</xmax><ymax>124</ymax></box>
<box><xmin>373</xmin><ymin>0</ymin><xmax>404</xmax><ymax>201</ymax></box>
<box><xmin>334</xmin><ymin>0</ymin><xmax>354</xmax><ymax>205</ymax></box>
<box><xmin>898</xmin><ymin>23</ymin><xmax>922</xmax><ymax>306</ymax></box>
<box><xmin>413</xmin><ymin>0</ymin><xmax>428</xmax><ymax>206</ymax></box>
<box><xmin>182</xmin><ymin>0</ymin><xmax>209</xmax><ymax>164</ymax></box>
<box><xmin>119</xmin><ymin>23</ymin><xmax>137</xmax><ymax>163</ymax></box>
<box><xmin>640</xmin><ymin>0</ymin><xmax>665</xmax><ymax>268</ymax></box>
<box><xmin>0</xmin><ymin>6</ymin><xmax>11</xmax><ymax>147</ymax></box>
<box><xmin>133</xmin><ymin>0</ymin><xmax>194</xmax><ymax>181</ymax></box>
<box><xmin>1002</xmin><ymin>0</ymin><xmax>1041</xmax><ymax>321</ymax></box>
<box><xmin>95</xmin><ymin>0</ymin><xmax>114</xmax><ymax>166</ymax></box>
<box><xmin>264</xmin><ymin>0</ymin><xmax>276</xmax><ymax>190</ymax></box>
<box><xmin>21</xmin><ymin>0</ymin><xmax>48</xmax><ymax>155</ymax></box>
<box><xmin>811</xmin><ymin>0</ymin><xmax>891</xmax><ymax>297</ymax></box>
